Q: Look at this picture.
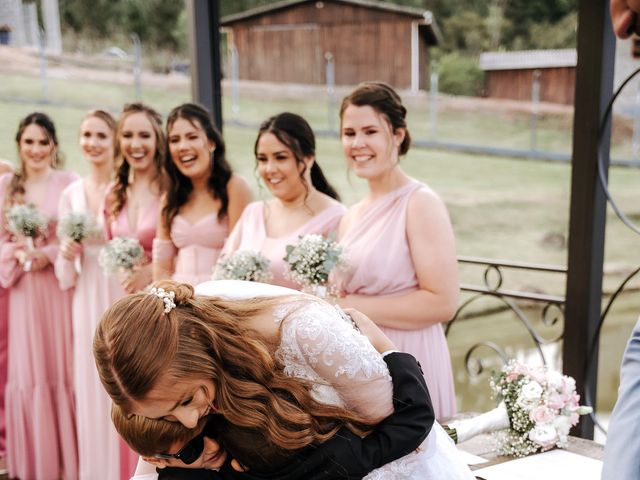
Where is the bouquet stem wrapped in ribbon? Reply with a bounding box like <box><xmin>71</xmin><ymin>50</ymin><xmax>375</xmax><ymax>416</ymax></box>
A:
<box><xmin>283</xmin><ymin>233</ymin><xmax>345</xmax><ymax>299</ymax></box>
<box><xmin>445</xmin><ymin>360</ymin><xmax>592</xmax><ymax>457</ymax></box>
<box><xmin>6</xmin><ymin>203</ymin><xmax>48</xmax><ymax>272</ymax></box>
<box><xmin>213</xmin><ymin>250</ymin><xmax>273</xmax><ymax>283</ymax></box>
<box><xmin>57</xmin><ymin>211</ymin><xmax>98</xmax><ymax>274</ymax></box>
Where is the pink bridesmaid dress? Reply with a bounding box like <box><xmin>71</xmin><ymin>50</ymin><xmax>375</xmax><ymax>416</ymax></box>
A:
<box><xmin>153</xmin><ymin>213</ymin><xmax>229</xmax><ymax>286</ymax></box>
<box><xmin>55</xmin><ymin>179</ymin><xmax>122</xmax><ymax>480</ymax></box>
<box><xmin>221</xmin><ymin>201</ymin><xmax>346</xmax><ymax>289</ymax></box>
<box><xmin>336</xmin><ymin>180</ymin><xmax>457</xmax><ymax>419</ymax></box>
<box><xmin>0</xmin><ymin>171</ymin><xmax>79</xmax><ymax>480</ymax></box>
<box><xmin>0</xmin><ymin>286</ymin><xmax>6</xmax><ymax>458</ymax></box>
<box><xmin>104</xmin><ymin>189</ymin><xmax>159</xmax><ymax>480</ymax></box>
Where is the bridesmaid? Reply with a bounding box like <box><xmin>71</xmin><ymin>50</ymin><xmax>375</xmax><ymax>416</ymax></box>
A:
<box><xmin>152</xmin><ymin>103</ymin><xmax>252</xmax><ymax>285</ymax></box>
<box><xmin>104</xmin><ymin>102</ymin><xmax>166</xmax><ymax>295</ymax></box>
<box><xmin>54</xmin><ymin>110</ymin><xmax>121</xmax><ymax>479</ymax></box>
<box><xmin>219</xmin><ymin>112</ymin><xmax>345</xmax><ymax>288</ymax></box>
<box><xmin>0</xmin><ymin>159</ymin><xmax>11</xmax><ymax>472</ymax></box>
<box><xmin>335</xmin><ymin>82</ymin><xmax>460</xmax><ymax>419</ymax></box>
<box><xmin>0</xmin><ymin>113</ymin><xmax>78</xmax><ymax>480</ymax></box>
<box><xmin>103</xmin><ymin>102</ymin><xmax>166</xmax><ymax>479</ymax></box>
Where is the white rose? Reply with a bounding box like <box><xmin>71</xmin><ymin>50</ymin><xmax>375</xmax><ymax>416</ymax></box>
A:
<box><xmin>546</xmin><ymin>370</ymin><xmax>564</xmax><ymax>390</ymax></box>
<box><xmin>552</xmin><ymin>415</ymin><xmax>572</xmax><ymax>436</ymax></box>
<box><xmin>528</xmin><ymin>424</ymin><xmax>559</xmax><ymax>449</ymax></box>
<box><xmin>517</xmin><ymin>381</ymin><xmax>544</xmax><ymax>409</ymax></box>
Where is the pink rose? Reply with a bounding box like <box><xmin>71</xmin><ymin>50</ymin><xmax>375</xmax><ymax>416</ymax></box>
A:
<box><xmin>530</xmin><ymin>406</ymin><xmax>555</xmax><ymax>424</ymax></box>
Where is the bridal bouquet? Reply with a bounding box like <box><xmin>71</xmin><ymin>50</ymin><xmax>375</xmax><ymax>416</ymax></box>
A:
<box><xmin>6</xmin><ymin>203</ymin><xmax>48</xmax><ymax>271</ymax></box>
<box><xmin>283</xmin><ymin>233</ymin><xmax>345</xmax><ymax>298</ymax></box>
<box><xmin>98</xmin><ymin>236</ymin><xmax>145</xmax><ymax>274</ymax></box>
<box><xmin>57</xmin><ymin>211</ymin><xmax>99</xmax><ymax>273</ymax></box>
<box><xmin>445</xmin><ymin>360</ymin><xmax>592</xmax><ymax>458</ymax></box>
<box><xmin>213</xmin><ymin>250</ymin><xmax>273</xmax><ymax>283</ymax></box>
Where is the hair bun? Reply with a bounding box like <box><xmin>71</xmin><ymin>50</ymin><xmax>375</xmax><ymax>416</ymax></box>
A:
<box><xmin>149</xmin><ymin>280</ymin><xmax>194</xmax><ymax>304</ymax></box>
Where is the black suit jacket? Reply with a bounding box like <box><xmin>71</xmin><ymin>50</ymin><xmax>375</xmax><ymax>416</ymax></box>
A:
<box><xmin>159</xmin><ymin>352</ymin><xmax>434</xmax><ymax>480</ymax></box>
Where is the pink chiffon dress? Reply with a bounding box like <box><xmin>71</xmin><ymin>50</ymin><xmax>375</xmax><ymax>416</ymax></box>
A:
<box><xmin>55</xmin><ymin>179</ymin><xmax>122</xmax><ymax>480</ymax></box>
<box><xmin>221</xmin><ymin>201</ymin><xmax>346</xmax><ymax>289</ymax></box>
<box><xmin>0</xmin><ymin>170</ymin><xmax>79</xmax><ymax>480</ymax></box>
<box><xmin>0</xmin><ymin>286</ymin><xmax>7</xmax><ymax>457</ymax></box>
<box><xmin>153</xmin><ymin>213</ymin><xmax>229</xmax><ymax>286</ymax></box>
<box><xmin>336</xmin><ymin>180</ymin><xmax>457</xmax><ymax>419</ymax></box>
<box><xmin>104</xmin><ymin>188</ymin><xmax>159</xmax><ymax>480</ymax></box>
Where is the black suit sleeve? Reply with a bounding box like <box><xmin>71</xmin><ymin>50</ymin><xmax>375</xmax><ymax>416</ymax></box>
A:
<box><xmin>227</xmin><ymin>351</ymin><xmax>435</xmax><ymax>480</ymax></box>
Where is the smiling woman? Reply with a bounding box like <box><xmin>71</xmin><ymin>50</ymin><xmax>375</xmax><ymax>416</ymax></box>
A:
<box><xmin>215</xmin><ymin>112</ymin><xmax>345</xmax><ymax>289</ymax></box>
<box><xmin>0</xmin><ymin>112</ymin><xmax>78</xmax><ymax>480</ymax></box>
<box><xmin>152</xmin><ymin>103</ymin><xmax>253</xmax><ymax>285</ymax></box>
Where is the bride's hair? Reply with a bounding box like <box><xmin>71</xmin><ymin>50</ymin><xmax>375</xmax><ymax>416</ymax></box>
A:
<box><xmin>94</xmin><ymin>280</ymin><xmax>372</xmax><ymax>451</ymax></box>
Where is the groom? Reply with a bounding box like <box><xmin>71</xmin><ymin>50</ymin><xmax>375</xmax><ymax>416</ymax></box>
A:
<box><xmin>157</xmin><ymin>351</ymin><xmax>434</xmax><ymax>480</ymax></box>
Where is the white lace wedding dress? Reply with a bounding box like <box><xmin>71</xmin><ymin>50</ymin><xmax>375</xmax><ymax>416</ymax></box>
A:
<box><xmin>197</xmin><ymin>280</ymin><xmax>475</xmax><ymax>480</ymax></box>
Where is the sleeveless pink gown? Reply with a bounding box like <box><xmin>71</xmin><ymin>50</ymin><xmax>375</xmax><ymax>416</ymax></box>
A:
<box><xmin>55</xmin><ymin>179</ymin><xmax>122</xmax><ymax>480</ymax></box>
<box><xmin>153</xmin><ymin>213</ymin><xmax>229</xmax><ymax>286</ymax></box>
<box><xmin>336</xmin><ymin>180</ymin><xmax>456</xmax><ymax>419</ymax></box>
<box><xmin>221</xmin><ymin>201</ymin><xmax>346</xmax><ymax>289</ymax></box>
<box><xmin>0</xmin><ymin>286</ymin><xmax>6</xmax><ymax>457</ymax></box>
<box><xmin>104</xmin><ymin>189</ymin><xmax>159</xmax><ymax>480</ymax></box>
<box><xmin>0</xmin><ymin>171</ymin><xmax>79</xmax><ymax>480</ymax></box>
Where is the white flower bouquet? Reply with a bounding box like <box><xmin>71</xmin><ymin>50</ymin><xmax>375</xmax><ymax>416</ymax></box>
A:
<box><xmin>57</xmin><ymin>211</ymin><xmax>99</xmax><ymax>273</ymax></box>
<box><xmin>98</xmin><ymin>236</ymin><xmax>145</xmax><ymax>274</ymax></box>
<box><xmin>213</xmin><ymin>250</ymin><xmax>273</xmax><ymax>283</ymax></box>
<box><xmin>445</xmin><ymin>360</ymin><xmax>592</xmax><ymax>458</ymax></box>
<box><xmin>6</xmin><ymin>203</ymin><xmax>48</xmax><ymax>271</ymax></box>
<box><xmin>283</xmin><ymin>233</ymin><xmax>345</xmax><ymax>298</ymax></box>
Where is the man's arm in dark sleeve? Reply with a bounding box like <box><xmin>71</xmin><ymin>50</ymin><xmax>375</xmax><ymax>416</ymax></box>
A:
<box><xmin>226</xmin><ymin>351</ymin><xmax>435</xmax><ymax>480</ymax></box>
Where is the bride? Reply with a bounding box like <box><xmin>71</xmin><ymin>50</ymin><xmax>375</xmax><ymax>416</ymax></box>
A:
<box><xmin>94</xmin><ymin>280</ymin><xmax>473</xmax><ymax>479</ymax></box>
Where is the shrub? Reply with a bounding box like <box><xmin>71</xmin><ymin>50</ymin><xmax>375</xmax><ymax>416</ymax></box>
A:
<box><xmin>436</xmin><ymin>53</ymin><xmax>485</xmax><ymax>97</ymax></box>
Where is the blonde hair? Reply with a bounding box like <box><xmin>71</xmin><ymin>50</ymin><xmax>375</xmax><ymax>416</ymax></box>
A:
<box><xmin>108</xmin><ymin>102</ymin><xmax>166</xmax><ymax>221</ymax></box>
<box><xmin>94</xmin><ymin>281</ymin><xmax>372</xmax><ymax>453</ymax></box>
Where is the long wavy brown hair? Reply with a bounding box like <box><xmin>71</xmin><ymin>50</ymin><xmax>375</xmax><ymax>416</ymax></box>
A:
<box><xmin>6</xmin><ymin>112</ymin><xmax>62</xmax><ymax>207</ymax></box>
<box><xmin>107</xmin><ymin>102</ymin><xmax>166</xmax><ymax>222</ymax></box>
<box><xmin>94</xmin><ymin>280</ymin><xmax>373</xmax><ymax>453</ymax></box>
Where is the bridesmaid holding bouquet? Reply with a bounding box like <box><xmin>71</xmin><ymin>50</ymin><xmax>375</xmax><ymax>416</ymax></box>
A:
<box><xmin>152</xmin><ymin>103</ymin><xmax>252</xmax><ymax>285</ymax></box>
<box><xmin>103</xmin><ymin>102</ymin><xmax>166</xmax><ymax>478</ymax></box>
<box><xmin>0</xmin><ymin>113</ymin><xmax>78</xmax><ymax>480</ymax></box>
<box><xmin>218</xmin><ymin>112</ymin><xmax>344</xmax><ymax>289</ymax></box>
<box><xmin>55</xmin><ymin>110</ymin><xmax>122</xmax><ymax>480</ymax></box>
<box><xmin>334</xmin><ymin>82</ymin><xmax>460</xmax><ymax>419</ymax></box>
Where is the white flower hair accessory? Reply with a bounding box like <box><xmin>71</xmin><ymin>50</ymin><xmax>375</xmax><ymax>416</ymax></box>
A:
<box><xmin>149</xmin><ymin>287</ymin><xmax>177</xmax><ymax>314</ymax></box>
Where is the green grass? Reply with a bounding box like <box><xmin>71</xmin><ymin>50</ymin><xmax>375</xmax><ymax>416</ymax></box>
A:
<box><xmin>1</xmin><ymin>70</ymin><xmax>638</xmax><ymax>413</ymax></box>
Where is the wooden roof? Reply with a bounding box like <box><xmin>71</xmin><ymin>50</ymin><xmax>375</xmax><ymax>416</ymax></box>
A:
<box><xmin>480</xmin><ymin>49</ymin><xmax>577</xmax><ymax>71</ymax></box>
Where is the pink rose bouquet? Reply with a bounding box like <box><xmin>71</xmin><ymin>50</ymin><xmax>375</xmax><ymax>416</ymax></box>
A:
<box><xmin>445</xmin><ymin>360</ymin><xmax>592</xmax><ymax>458</ymax></box>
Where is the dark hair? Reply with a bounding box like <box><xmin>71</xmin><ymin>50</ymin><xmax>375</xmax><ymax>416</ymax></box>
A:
<box><xmin>255</xmin><ymin>112</ymin><xmax>340</xmax><ymax>201</ymax></box>
<box><xmin>162</xmin><ymin>103</ymin><xmax>232</xmax><ymax>231</ymax></box>
<box><xmin>340</xmin><ymin>81</ymin><xmax>412</xmax><ymax>156</ymax></box>
<box><xmin>109</xmin><ymin>102</ymin><xmax>166</xmax><ymax>221</ymax></box>
<box><xmin>7</xmin><ymin>112</ymin><xmax>62</xmax><ymax>206</ymax></box>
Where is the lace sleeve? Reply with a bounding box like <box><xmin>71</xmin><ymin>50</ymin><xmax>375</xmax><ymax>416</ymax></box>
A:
<box><xmin>278</xmin><ymin>300</ymin><xmax>394</xmax><ymax>422</ymax></box>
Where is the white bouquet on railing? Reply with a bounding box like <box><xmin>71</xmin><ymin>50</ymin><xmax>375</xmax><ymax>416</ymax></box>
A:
<box><xmin>98</xmin><ymin>236</ymin><xmax>145</xmax><ymax>275</ymax></box>
<box><xmin>283</xmin><ymin>233</ymin><xmax>345</xmax><ymax>298</ymax></box>
<box><xmin>6</xmin><ymin>203</ymin><xmax>48</xmax><ymax>272</ymax></box>
<box><xmin>57</xmin><ymin>211</ymin><xmax>99</xmax><ymax>273</ymax></box>
<box><xmin>213</xmin><ymin>250</ymin><xmax>273</xmax><ymax>283</ymax></box>
<box><xmin>445</xmin><ymin>360</ymin><xmax>592</xmax><ymax>458</ymax></box>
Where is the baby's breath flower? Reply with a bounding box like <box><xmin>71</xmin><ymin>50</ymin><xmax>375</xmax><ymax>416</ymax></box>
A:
<box><xmin>57</xmin><ymin>211</ymin><xmax>98</xmax><ymax>243</ymax></box>
<box><xmin>6</xmin><ymin>203</ymin><xmax>48</xmax><ymax>238</ymax></box>
<box><xmin>99</xmin><ymin>236</ymin><xmax>144</xmax><ymax>273</ymax></box>
<box><xmin>283</xmin><ymin>234</ymin><xmax>345</xmax><ymax>291</ymax></box>
<box><xmin>213</xmin><ymin>250</ymin><xmax>273</xmax><ymax>283</ymax></box>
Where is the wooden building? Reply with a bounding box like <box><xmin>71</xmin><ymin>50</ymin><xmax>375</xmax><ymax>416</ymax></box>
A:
<box><xmin>221</xmin><ymin>0</ymin><xmax>440</xmax><ymax>90</ymax></box>
<box><xmin>479</xmin><ymin>49</ymin><xmax>577</xmax><ymax>105</ymax></box>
